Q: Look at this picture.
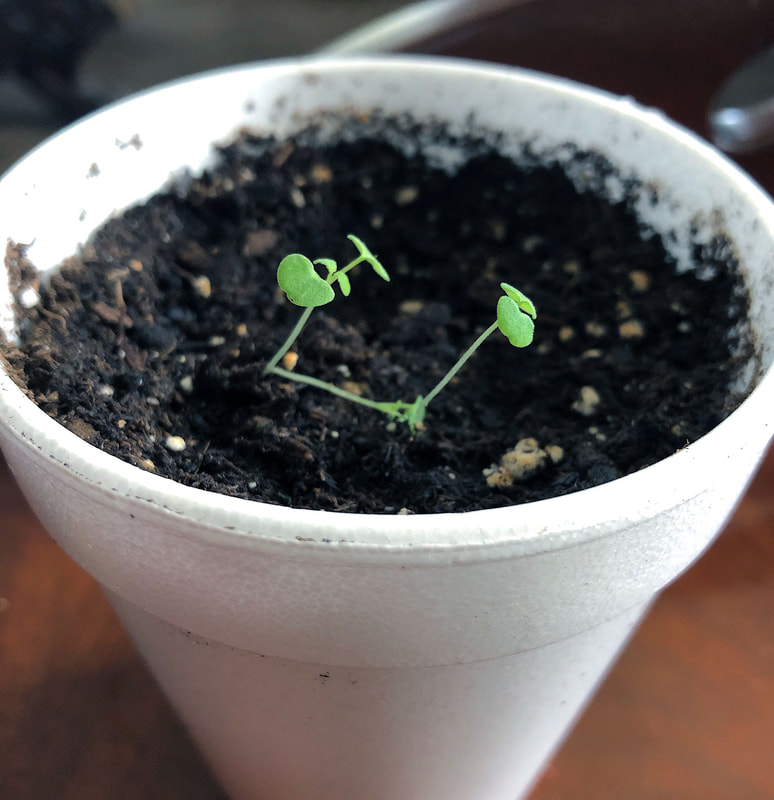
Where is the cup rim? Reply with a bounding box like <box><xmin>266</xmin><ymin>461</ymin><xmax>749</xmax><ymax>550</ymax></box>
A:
<box><xmin>1</xmin><ymin>54</ymin><xmax>773</xmax><ymax>561</ymax></box>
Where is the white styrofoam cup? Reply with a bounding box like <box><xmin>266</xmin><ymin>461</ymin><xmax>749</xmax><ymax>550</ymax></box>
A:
<box><xmin>1</xmin><ymin>57</ymin><xmax>773</xmax><ymax>800</ymax></box>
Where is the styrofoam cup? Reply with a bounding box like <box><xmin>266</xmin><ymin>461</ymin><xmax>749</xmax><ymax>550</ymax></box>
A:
<box><xmin>1</xmin><ymin>57</ymin><xmax>773</xmax><ymax>800</ymax></box>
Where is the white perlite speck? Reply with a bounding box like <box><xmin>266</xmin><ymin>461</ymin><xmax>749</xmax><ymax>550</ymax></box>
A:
<box><xmin>572</xmin><ymin>386</ymin><xmax>601</xmax><ymax>416</ymax></box>
<box><xmin>18</xmin><ymin>287</ymin><xmax>39</xmax><ymax>309</ymax></box>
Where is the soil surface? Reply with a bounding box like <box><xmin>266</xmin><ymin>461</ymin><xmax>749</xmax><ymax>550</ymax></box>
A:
<box><xmin>2</xmin><ymin>116</ymin><xmax>755</xmax><ymax>513</ymax></box>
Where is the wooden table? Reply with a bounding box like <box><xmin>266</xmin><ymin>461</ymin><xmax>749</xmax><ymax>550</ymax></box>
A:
<box><xmin>2</xmin><ymin>1</ymin><xmax>774</xmax><ymax>798</ymax></box>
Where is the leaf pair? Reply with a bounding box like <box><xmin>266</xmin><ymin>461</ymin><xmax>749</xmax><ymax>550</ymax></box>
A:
<box><xmin>496</xmin><ymin>282</ymin><xmax>536</xmax><ymax>348</ymax></box>
<box><xmin>277</xmin><ymin>234</ymin><xmax>389</xmax><ymax>307</ymax></box>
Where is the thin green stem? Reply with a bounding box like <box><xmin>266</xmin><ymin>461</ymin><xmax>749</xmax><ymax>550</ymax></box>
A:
<box><xmin>268</xmin><ymin>365</ymin><xmax>406</xmax><ymax>417</ymax></box>
<box><xmin>337</xmin><ymin>254</ymin><xmax>367</xmax><ymax>276</ymax></box>
<box><xmin>265</xmin><ymin>255</ymin><xmax>373</xmax><ymax>376</ymax></box>
<box><xmin>263</xmin><ymin>306</ymin><xmax>313</xmax><ymax>374</ymax></box>
<box><xmin>421</xmin><ymin>320</ymin><xmax>499</xmax><ymax>410</ymax></box>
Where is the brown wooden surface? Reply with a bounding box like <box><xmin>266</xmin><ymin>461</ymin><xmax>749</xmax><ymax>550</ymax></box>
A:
<box><xmin>2</xmin><ymin>1</ymin><xmax>774</xmax><ymax>798</ymax></box>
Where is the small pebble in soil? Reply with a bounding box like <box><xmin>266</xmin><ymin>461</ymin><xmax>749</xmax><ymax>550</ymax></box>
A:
<box><xmin>619</xmin><ymin>319</ymin><xmax>645</xmax><ymax>339</ymax></box>
<box><xmin>282</xmin><ymin>351</ymin><xmax>299</xmax><ymax>371</ymax></box>
<box><xmin>394</xmin><ymin>186</ymin><xmax>419</xmax><ymax>206</ymax></box>
<box><xmin>484</xmin><ymin>437</ymin><xmax>558</xmax><ymax>487</ymax></box>
<box><xmin>545</xmin><ymin>445</ymin><xmax>564</xmax><ymax>464</ymax></box>
<box><xmin>572</xmin><ymin>386</ymin><xmax>602</xmax><ymax>416</ymax></box>
<box><xmin>191</xmin><ymin>276</ymin><xmax>212</xmax><ymax>299</ymax></box>
<box><xmin>584</xmin><ymin>321</ymin><xmax>607</xmax><ymax>338</ymax></box>
<box><xmin>399</xmin><ymin>299</ymin><xmax>424</xmax><ymax>315</ymax></box>
<box><xmin>164</xmin><ymin>435</ymin><xmax>187</xmax><ymax>452</ymax></box>
<box><xmin>589</xmin><ymin>425</ymin><xmax>607</xmax><ymax>442</ymax></box>
<box><xmin>629</xmin><ymin>270</ymin><xmax>651</xmax><ymax>291</ymax></box>
<box><xmin>558</xmin><ymin>326</ymin><xmax>575</xmax><ymax>342</ymax></box>
<box><xmin>310</xmin><ymin>163</ymin><xmax>333</xmax><ymax>183</ymax></box>
<box><xmin>179</xmin><ymin>376</ymin><xmax>194</xmax><ymax>394</ymax></box>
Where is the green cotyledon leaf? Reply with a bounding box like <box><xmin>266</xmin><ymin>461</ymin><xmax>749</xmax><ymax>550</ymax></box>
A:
<box><xmin>347</xmin><ymin>233</ymin><xmax>390</xmax><ymax>281</ymax></box>
<box><xmin>277</xmin><ymin>254</ymin><xmax>335</xmax><ymax>307</ymax></box>
<box><xmin>496</xmin><ymin>295</ymin><xmax>535</xmax><ymax>347</ymax></box>
<box><xmin>500</xmin><ymin>282</ymin><xmax>536</xmax><ymax>319</ymax></box>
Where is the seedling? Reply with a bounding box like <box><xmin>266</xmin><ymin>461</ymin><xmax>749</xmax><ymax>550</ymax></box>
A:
<box><xmin>263</xmin><ymin>234</ymin><xmax>388</xmax><ymax>373</ymax></box>
<box><xmin>264</xmin><ymin>235</ymin><xmax>536</xmax><ymax>430</ymax></box>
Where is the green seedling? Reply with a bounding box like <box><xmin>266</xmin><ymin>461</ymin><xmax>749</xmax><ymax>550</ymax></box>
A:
<box><xmin>264</xmin><ymin>235</ymin><xmax>536</xmax><ymax>430</ymax></box>
<box><xmin>263</xmin><ymin>234</ymin><xmax>388</xmax><ymax>374</ymax></box>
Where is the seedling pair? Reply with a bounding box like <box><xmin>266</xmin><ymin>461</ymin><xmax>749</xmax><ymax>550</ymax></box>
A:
<box><xmin>263</xmin><ymin>234</ymin><xmax>536</xmax><ymax>429</ymax></box>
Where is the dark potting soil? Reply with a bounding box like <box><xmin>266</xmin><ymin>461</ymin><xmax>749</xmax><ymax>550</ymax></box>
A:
<box><xmin>2</xmin><ymin>117</ymin><xmax>755</xmax><ymax>513</ymax></box>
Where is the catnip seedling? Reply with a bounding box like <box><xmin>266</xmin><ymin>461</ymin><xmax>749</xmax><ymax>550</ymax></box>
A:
<box><xmin>263</xmin><ymin>234</ymin><xmax>388</xmax><ymax>373</ymax></box>
<box><xmin>264</xmin><ymin>235</ymin><xmax>536</xmax><ymax>430</ymax></box>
